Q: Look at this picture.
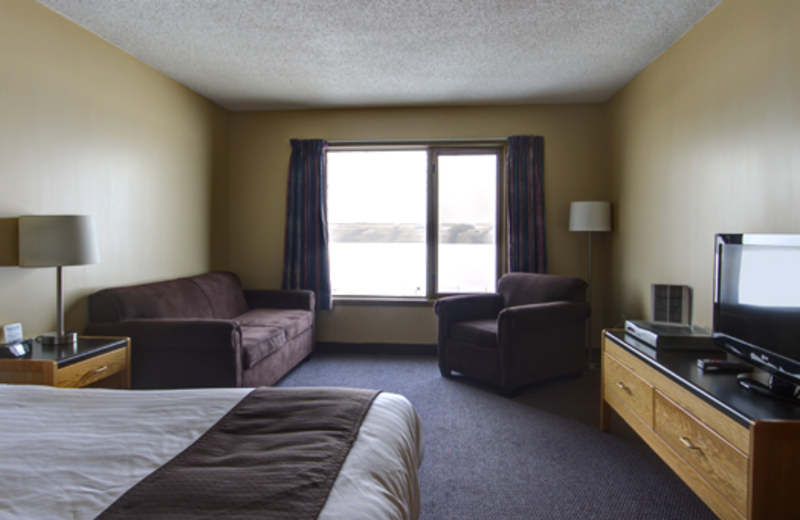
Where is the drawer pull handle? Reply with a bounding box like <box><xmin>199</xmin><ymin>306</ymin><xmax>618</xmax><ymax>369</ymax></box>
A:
<box><xmin>680</xmin><ymin>436</ymin><xmax>701</xmax><ymax>451</ymax></box>
<box><xmin>616</xmin><ymin>381</ymin><xmax>631</xmax><ymax>393</ymax></box>
<box><xmin>76</xmin><ymin>365</ymin><xmax>109</xmax><ymax>386</ymax></box>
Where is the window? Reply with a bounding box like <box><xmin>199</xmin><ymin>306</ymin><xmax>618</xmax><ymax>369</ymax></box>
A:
<box><xmin>327</xmin><ymin>146</ymin><xmax>501</xmax><ymax>299</ymax></box>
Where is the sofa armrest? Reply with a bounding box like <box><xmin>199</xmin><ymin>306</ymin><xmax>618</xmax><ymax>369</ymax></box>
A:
<box><xmin>84</xmin><ymin>319</ymin><xmax>243</xmax><ymax>389</ymax></box>
<box><xmin>498</xmin><ymin>301</ymin><xmax>591</xmax><ymax>333</ymax></box>
<box><xmin>243</xmin><ymin>289</ymin><xmax>315</xmax><ymax>312</ymax></box>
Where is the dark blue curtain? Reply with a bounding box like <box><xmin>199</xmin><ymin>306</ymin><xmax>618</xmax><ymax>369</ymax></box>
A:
<box><xmin>282</xmin><ymin>139</ymin><xmax>332</xmax><ymax>310</ymax></box>
<box><xmin>506</xmin><ymin>136</ymin><xmax>547</xmax><ymax>273</ymax></box>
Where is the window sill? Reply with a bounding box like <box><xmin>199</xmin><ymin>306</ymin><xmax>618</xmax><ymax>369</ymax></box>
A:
<box><xmin>332</xmin><ymin>297</ymin><xmax>435</xmax><ymax>307</ymax></box>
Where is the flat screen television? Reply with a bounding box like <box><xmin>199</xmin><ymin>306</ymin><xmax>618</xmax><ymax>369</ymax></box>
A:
<box><xmin>713</xmin><ymin>233</ymin><xmax>800</xmax><ymax>402</ymax></box>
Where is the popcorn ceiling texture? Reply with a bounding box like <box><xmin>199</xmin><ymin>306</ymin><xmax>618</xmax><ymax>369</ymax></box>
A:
<box><xmin>37</xmin><ymin>0</ymin><xmax>722</xmax><ymax>111</ymax></box>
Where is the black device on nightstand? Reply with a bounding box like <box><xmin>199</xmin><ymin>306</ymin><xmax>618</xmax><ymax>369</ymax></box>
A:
<box><xmin>0</xmin><ymin>340</ymin><xmax>32</xmax><ymax>358</ymax></box>
<box><xmin>697</xmin><ymin>358</ymin><xmax>753</xmax><ymax>373</ymax></box>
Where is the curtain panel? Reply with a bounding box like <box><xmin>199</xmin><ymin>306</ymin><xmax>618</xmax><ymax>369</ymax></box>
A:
<box><xmin>282</xmin><ymin>139</ymin><xmax>332</xmax><ymax>310</ymax></box>
<box><xmin>506</xmin><ymin>135</ymin><xmax>547</xmax><ymax>274</ymax></box>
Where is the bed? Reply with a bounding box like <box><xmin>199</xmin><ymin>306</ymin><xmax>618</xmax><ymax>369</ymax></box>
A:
<box><xmin>0</xmin><ymin>384</ymin><xmax>424</xmax><ymax>520</ymax></box>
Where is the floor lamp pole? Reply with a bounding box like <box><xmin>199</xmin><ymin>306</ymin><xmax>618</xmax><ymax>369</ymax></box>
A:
<box><xmin>569</xmin><ymin>200</ymin><xmax>611</xmax><ymax>368</ymax></box>
<box><xmin>586</xmin><ymin>231</ymin><xmax>595</xmax><ymax>367</ymax></box>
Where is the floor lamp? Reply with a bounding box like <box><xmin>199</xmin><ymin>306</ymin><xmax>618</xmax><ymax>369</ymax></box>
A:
<box><xmin>18</xmin><ymin>215</ymin><xmax>100</xmax><ymax>345</ymax></box>
<box><xmin>569</xmin><ymin>201</ymin><xmax>611</xmax><ymax>366</ymax></box>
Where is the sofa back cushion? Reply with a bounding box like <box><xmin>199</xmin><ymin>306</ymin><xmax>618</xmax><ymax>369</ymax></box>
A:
<box><xmin>497</xmin><ymin>273</ymin><xmax>587</xmax><ymax>308</ymax></box>
<box><xmin>88</xmin><ymin>272</ymin><xmax>249</xmax><ymax>322</ymax></box>
<box><xmin>190</xmin><ymin>272</ymin><xmax>250</xmax><ymax>319</ymax></box>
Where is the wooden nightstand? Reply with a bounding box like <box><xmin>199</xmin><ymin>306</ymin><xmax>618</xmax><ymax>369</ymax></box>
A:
<box><xmin>0</xmin><ymin>336</ymin><xmax>130</xmax><ymax>389</ymax></box>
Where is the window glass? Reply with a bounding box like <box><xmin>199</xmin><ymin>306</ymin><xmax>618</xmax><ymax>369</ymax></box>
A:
<box><xmin>327</xmin><ymin>147</ymin><xmax>500</xmax><ymax>298</ymax></box>
<box><xmin>437</xmin><ymin>154</ymin><xmax>497</xmax><ymax>293</ymax></box>
<box><xmin>327</xmin><ymin>151</ymin><xmax>427</xmax><ymax>297</ymax></box>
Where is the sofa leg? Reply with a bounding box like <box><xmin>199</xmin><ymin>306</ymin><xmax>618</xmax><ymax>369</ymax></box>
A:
<box><xmin>499</xmin><ymin>386</ymin><xmax>522</xmax><ymax>398</ymax></box>
<box><xmin>566</xmin><ymin>368</ymin><xmax>584</xmax><ymax>379</ymax></box>
<box><xmin>439</xmin><ymin>366</ymin><xmax>453</xmax><ymax>378</ymax></box>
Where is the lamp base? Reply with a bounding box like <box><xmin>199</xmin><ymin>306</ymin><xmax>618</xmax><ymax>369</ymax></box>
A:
<box><xmin>38</xmin><ymin>331</ymin><xmax>78</xmax><ymax>345</ymax></box>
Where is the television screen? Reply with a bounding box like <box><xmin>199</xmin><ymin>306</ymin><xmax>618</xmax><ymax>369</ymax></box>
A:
<box><xmin>713</xmin><ymin>234</ymin><xmax>800</xmax><ymax>390</ymax></box>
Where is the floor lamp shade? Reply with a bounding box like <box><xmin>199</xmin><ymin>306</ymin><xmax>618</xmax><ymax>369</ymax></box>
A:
<box><xmin>569</xmin><ymin>201</ymin><xmax>612</xmax><ymax>232</ymax></box>
<box><xmin>18</xmin><ymin>215</ymin><xmax>100</xmax><ymax>345</ymax></box>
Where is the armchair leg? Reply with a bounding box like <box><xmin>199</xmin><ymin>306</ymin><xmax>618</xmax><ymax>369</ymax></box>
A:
<box><xmin>439</xmin><ymin>366</ymin><xmax>453</xmax><ymax>378</ymax></box>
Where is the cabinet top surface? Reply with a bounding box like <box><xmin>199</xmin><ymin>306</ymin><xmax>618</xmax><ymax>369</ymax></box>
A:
<box><xmin>4</xmin><ymin>337</ymin><xmax>127</xmax><ymax>368</ymax></box>
<box><xmin>605</xmin><ymin>330</ymin><xmax>800</xmax><ymax>424</ymax></box>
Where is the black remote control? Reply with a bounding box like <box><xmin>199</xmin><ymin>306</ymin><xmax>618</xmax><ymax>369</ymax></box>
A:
<box><xmin>697</xmin><ymin>359</ymin><xmax>754</xmax><ymax>373</ymax></box>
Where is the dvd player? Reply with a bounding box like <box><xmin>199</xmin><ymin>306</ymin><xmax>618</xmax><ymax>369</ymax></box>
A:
<box><xmin>624</xmin><ymin>320</ymin><xmax>716</xmax><ymax>350</ymax></box>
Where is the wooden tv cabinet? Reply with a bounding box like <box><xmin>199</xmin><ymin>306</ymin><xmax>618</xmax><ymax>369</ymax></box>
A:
<box><xmin>601</xmin><ymin>330</ymin><xmax>800</xmax><ymax>520</ymax></box>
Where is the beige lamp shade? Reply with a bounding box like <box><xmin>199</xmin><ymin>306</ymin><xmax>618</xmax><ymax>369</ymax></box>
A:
<box><xmin>19</xmin><ymin>215</ymin><xmax>100</xmax><ymax>267</ymax></box>
<box><xmin>569</xmin><ymin>201</ymin><xmax>611</xmax><ymax>233</ymax></box>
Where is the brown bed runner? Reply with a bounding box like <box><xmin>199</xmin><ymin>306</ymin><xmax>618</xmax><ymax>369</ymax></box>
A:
<box><xmin>96</xmin><ymin>387</ymin><xmax>380</xmax><ymax>520</ymax></box>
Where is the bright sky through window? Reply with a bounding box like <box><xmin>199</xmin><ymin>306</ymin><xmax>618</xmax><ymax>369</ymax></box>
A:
<box><xmin>327</xmin><ymin>151</ymin><xmax>426</xmax><ymax>225</ymax></box>
<box><xmin>327</xmin><ymin>151</ymin><xmax>427</xmax><ymax>297</ymax></box>
<box><xmin>327</xmin><ymin>148</ymin><xmax>499</xmax><ymax>298</ymax></box>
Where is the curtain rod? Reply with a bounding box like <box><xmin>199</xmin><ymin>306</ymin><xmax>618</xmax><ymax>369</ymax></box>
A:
<box><xmin>327</xmin><ymin>137</ymin><xmax>508</xmax><ymax>145</ymax></box>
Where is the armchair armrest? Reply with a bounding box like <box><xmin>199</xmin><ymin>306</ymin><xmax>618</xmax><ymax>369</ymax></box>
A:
<box><xmin>84</xmin><ymin>319</ymin><xmax>243</xmax><ymax>389</ymax></box>
<box><xmin>498</xmin><ymin>301</ymin><xmax>591</xmax><ymax>333</ymax></box>
<box><xmin>434</xmin><ymin>293</ymin><xmax>504</xmax><ymax>373</ymax></box>
<box><xmin>496</xmin><ymin>301</ymin><xmax>591</xmax><ymax>390</ymax></box>
<box><xmin>433</xmin><ymin>293</ymin><xmax>504</xmax><ymax>323</ymax></box>
<box><xmin>243</xmin><ymin>289</ymin><xmax>315</xmax><ymax>311</ymax></box>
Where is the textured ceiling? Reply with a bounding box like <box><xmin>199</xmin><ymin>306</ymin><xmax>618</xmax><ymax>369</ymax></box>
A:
<box><xmin>37</xmin><ymin>0</ymin><xmax>722</xmax><ymax>111</ymax></box>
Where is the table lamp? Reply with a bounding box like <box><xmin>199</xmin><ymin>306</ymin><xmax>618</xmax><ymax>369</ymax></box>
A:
<box><xmin>18</xmin><ymin>215</ymin><xmax>100</xmax><ymax>345</ymax></box>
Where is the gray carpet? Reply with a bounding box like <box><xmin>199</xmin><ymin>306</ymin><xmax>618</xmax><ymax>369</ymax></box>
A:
<box><xmin>278</xmin><ymin>352</ymin><xmax>718</xmax><ymax>520</ymax></box>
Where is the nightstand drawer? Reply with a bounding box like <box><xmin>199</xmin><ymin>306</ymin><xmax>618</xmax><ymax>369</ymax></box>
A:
<box><xmin>655</xmin><ymin>390</ymin><xmax>748</xmax><ymax>515</ymax></box>
<box><xmin>56</xmin><ymin>347</ymin><xmax>127</xmax><ymax>388</ymax></box>
<box><xmin>605</xmin><ymin>352</ymin><xmax>655</xmax><ymax>427</ymax></box>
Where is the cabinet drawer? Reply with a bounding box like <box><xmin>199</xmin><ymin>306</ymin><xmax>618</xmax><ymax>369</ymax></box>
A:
<box><xmin>56</xmin><ymin>347</ymin><xmax>127</xmax><ymax>388</ymax></box>
<box><xmin>604</xmin><ymin>353</ymin><xmax>655</xmax><ymax>428</ymax></box>
<box><xmin>654</xmin><ymin>391</ymin><xmax>748</xmax><ymax>515</ymax></box>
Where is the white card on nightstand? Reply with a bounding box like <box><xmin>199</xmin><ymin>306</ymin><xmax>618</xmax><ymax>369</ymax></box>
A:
<box><xmin>2</xmin><ymin>323</ymin><xmax>23</xmax><ymax>344</ymax></box>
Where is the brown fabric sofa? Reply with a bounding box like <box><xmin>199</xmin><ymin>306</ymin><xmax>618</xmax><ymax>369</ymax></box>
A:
<box><xmin>84</xmin><ymin>271</ymin><xmax>315</xmax><ymax>389</ymax></box>
<box><xmin>434</xmin><ymin>273</ymin><xmax>590</xmax><ymax>396</ymax></box>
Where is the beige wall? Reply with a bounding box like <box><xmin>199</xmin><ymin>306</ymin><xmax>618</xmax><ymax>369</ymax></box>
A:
<box><xmin>0</xmin><ymin>0</ymin><xmax>229</xmax><ymax>337</ymax></box>
<box><xmin>229</xmin><ymin>105</ymin><xmax>611</xmax><ymax>344</ymax></box>
<box><xmin>12</xmin><ymin>0</ymin><xmax>783</xmax><ymax>349</ymax></box>
<box><xmin>608</xmin><ymin>0</ymin><xmax>800</xmax><ymax>329</ymax></box>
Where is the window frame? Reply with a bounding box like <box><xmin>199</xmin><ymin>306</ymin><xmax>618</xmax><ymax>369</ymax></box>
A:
<box><xmin>326</xmin><ymin>141</ymin><xmax>506</xmax><ymax>303</ymax></box>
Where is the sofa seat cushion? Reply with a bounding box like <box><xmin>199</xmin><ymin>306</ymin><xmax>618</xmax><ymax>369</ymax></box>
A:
<box><xmin>235</xmin><ymin>309</ymin><xmax>313</xmax><ymax>340</ymax></box>
<box><xmin>450</xmin><ymin>320</ymin><xmax>498</xmax><ymax>349</ymax></box>
<box><xmin>241</xmin><ymin>326</ymin><xmax>286</xmax><ymax>369</ymax></box>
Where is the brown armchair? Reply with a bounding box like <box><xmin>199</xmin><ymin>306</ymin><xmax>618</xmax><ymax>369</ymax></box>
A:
<box><xmin>434</xmin><ymin>273</ymin><xmax>590</xmax><ymax>396</ymax></box>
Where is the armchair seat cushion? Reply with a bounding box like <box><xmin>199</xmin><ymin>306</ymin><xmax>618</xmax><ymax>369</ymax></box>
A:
<box><xmin>450</xmin><ymin>320</ymin><xmax>498</xmax><ymax>348</ymax></box>
<box><xmin>235</xmin><ymin>308</ymin><xmax>313</xmax><ymax>340</ymax></box>
<box><xmin>241</xmin><ymin>326</ymin><xmax>287</xmax><ymax>369</ymax></box>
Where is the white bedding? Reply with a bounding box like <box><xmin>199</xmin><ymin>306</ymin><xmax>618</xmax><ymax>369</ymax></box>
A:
<box><xmin>0</xmin><ymin>385</ymin><xmax>423</xmax><ymax>520</ymax></box>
